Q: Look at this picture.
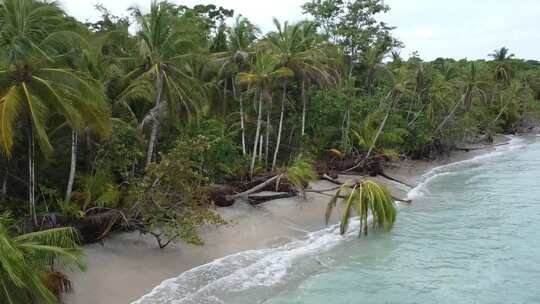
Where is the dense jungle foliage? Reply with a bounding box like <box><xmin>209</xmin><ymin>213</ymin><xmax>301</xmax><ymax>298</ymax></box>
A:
<box><xmin>0</xmin><ymin>0</ymin><xmax>540</xmax><ymax>300</ymax></box>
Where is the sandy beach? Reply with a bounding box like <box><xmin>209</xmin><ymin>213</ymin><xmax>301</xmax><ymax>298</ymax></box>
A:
<box><xmin>63</xmin><ymin>136</ymin><xmax>510</xmax><ymax>304</ymax></box>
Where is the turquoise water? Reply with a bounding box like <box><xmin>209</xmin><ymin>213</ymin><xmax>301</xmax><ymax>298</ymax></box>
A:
<box><xmin>135</xmin><ymin>136</ymin><xmax>540</xmax><ymax>304</ymax></box>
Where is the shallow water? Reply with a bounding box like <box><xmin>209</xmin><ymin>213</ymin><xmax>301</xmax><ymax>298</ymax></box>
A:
<box><xmin>135</xmin><ymin>136</ymin><xmax>540</xmax><ymax>304</ymax></box>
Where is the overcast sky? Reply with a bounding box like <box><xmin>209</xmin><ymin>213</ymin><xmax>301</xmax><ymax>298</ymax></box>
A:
<box><xmin>61</xmin><ymin>0</ymin><xmax>540</xmax><ymax>61</ymax></box>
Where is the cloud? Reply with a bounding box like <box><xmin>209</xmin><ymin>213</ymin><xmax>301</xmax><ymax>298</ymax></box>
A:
<box><xmin>382</xmin><ymin>0</ymin><xmax>540</xmax><ymax>60</ymax></box>
<box><xmin>60</xmin><ymin>0</ymin><xmax>540</xmax><ymax>61</ymax></box>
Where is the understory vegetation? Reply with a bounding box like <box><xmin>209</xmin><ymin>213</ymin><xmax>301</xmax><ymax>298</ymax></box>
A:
<box><xmin>1</xmin><ymin>0</ymin><xmax>540</xmax><ymax>301</ymax></box>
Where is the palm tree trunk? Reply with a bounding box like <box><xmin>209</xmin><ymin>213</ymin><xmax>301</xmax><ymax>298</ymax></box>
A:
<box><xmin>272</xmin><ymin>86</ymin><xmax>287</xmax><ymax>172</ymax></box>
<box><xmin>345</xmin><ymin>94</ymin><xmax>398</xmax><ymax>172</ymax></box>
<box><xmin>492</xmin><ymin>101</ymin><xmax>510</xmax><ymax>126</ymax></box>
<box><xmin>65</xmin><ymin>131</ymin><xmax>77</xmax><ymax>202</ymax></box>
<box><xmin>250</xmin><ymin>91</ymin><xmax>263</xmax><ymax>178</ymax></box>
<box><xmin>259</xmin><ymin>135</ymin><xmax>263</xmax><ymax>161</ymax></box>
<box><xmin>434</xmin><ymin>97</ymin><xmax>463</xmax><ymax>134</ymax></box>
<box><xmin>301</xmin><ymin>79</ymin><xmax>307</xmax><ymax>137</ymax></box>
<box><xmin>341</xmin><ymin>100</ymin><xmax>351</xmax><ymax>152</ymax></box>
<box><xmin>363</xmin><ymin>220</ymin><xmax>368</xmax><ymax>236</ymax></box>
<box><xmin>265</xmin><ymin>95</ymin><xmax>272</xmax><ymax>168</ymax></box>
<box><xmin>146</xmin><ymin>70</ymin><xmax>164</xmax><ymax>168</ymax></box>
<box><xmin>232</xmin><ymin>82</ymin><xmax>246</xmax><ymax>155</ymax></box>
<box><xmin>364</xmin><ymin>106</ymin><xmax>391</xmax><ymax>161</ymax></box>
<box><xmin>27</xmin><ymin>123</ymin><xmax>37</xmax><ymax>227</ymax></box>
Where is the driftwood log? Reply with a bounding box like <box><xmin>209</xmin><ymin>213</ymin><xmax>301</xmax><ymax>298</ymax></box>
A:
<box><xmin>248</xmin><ymin>192</ymin><xmax>297</xmax><ymax>205</ymax></box>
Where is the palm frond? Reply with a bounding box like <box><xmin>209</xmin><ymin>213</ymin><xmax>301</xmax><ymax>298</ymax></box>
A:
<box><xmin>0</xmin><ymin>86</ymin><xmax>22</xmax><ymax>156</ymax></box>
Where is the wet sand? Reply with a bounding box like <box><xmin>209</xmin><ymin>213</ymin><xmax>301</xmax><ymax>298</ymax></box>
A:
<box><xmin>64</xmin><ymin>136</ymin><xmax>510</xmax><ymax>304</ymax></box>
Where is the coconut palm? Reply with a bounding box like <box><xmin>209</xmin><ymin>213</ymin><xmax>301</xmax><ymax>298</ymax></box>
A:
<box><xmin>489</xmin><ymin>47</ymin><xmax>515</xmax><ymax>62</ymax></box>
<box><xmin>325</xmin><ymin>180</ymin><xmax>397</xmax><ymax>236</ymax></box>
<box><xmin>266</xmin><ymin>18</ymin><xmax>338</xmax><ymax>137</ymax></box>
<box><xmin>461</xmin><ymin>62</ymin><xmax>487</xmax><ymax>111</ymax></box>
<box><xmin>346</xmin><ymin>67</ymin><xmax>413</xmax><ymax>172</ymax></box>
<box><xmin>0</xmin><ymin>0</ymin><xmax>111</xmax><ymax>225</ymax></box>
<box><xmin>360</xmin><ymin>43</ymin><xmax>388</xmax><ymax>94</ymax></box>
<box><xmin>214</xmin><ymin>16</ymin><xmax>260</xmax><ymax>155</ymax></box>
<box><xmin>433</xmin><ymin>63</ymin><xmax>486</xmax><ymax>134</ymax></box>
<box><xmin>130</xmin><ymin>0</ymin><xmax>206</xmax><ymax>168</ymax></box>
<box><xmin>64</xmin><ymin>28</ymin><xmax>132</xmax><ymax>203</ymax></box>
<box><xmin>489</xmin><ymin>47</ymin><xmax>514</xmax><ymax>82</ymax></box>
<box><xmin>0</xmin><ymin>213</ymin><xmax>85</xmax><ymax>303</ymax></box>
<box><xmin>237</xmin><ymin>52</ymin><xmax>293</xmax><ymax>177</ymax></box>
<box><xmin>493</xmin><ymin>80</ymin><xmax>533</xmax><ymax>128</ymax></box>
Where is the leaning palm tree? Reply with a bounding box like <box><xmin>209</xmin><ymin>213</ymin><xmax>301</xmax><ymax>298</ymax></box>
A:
<box><xmin>345</xmin><ymin>67</ymin><xmax>413</xmax><ymax>172</ymax></box>
<box><xmin>0</xmin><ymin>0</ymin><xmax>111</xmax><ymax>226</ymax></box>
<box><xmin>492</xmin><ymin>80</ymin><xmax>533</xmax><ymax>128</ymax></box>
<box><xmin>0</xmin><ymin>213</ymin><xmax>85</xmax><ymax>303</ymax></box>
<box><xmin>130</xmin><ymin>0</ymin><xmax>206</xmax><ymax>168</ymax></box>
<box><xmin>433</xmin><ymin>63</ymin><xmax>486</xmax><ymax>135</ymax></box>
<box><xmin>325</xmin><ymin>180</ymin><xmax>397</xmax><ymax>236</ymax></box>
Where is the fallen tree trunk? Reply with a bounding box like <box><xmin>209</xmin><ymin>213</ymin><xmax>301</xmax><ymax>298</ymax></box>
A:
<box><xmin>378</xmin><ymin>172</ymin><xmax>414</xmax><ymax>188</ymax></box>
<box><xmin>226</xmin><ymin>174</ymin><xmax>285</xmax><ymax>201</ymax></box>
<box><xmin>248</xmin><ymin>192</ymin><xmax>297</xmax><ymax>205</ymax></box>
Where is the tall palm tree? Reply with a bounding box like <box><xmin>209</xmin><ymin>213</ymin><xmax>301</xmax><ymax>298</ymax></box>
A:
<box><xmin>360</xmin><ymin>43</ymin><xmax>388</xmax><ymax>95</ymax></box>
<box><xmin>266</xmin><ymin>19</ymin><xmax>338</xmax><ymax>137</ymax></box>
<box><xmin>489</xmin><ymin>47</ymin><xmax>515</xmax><ymax>62</ymax></box>
<box><xmin>0</xmin><ymin>213</ymin><xmax>85</xmax><ymax>303</ymax></box>
<box><xmin>130</xmin><ymin>0</ymin><xmax>206</xmax><ymax>168</ymax></box>
<box><xmin>489</xmin><ymin>47</ymin><xmax>514</xmax><ymax>82</ymax></box>
<box><xmin>214</xmin><ymin>16</ymin><xmax>260</xmax><ymax>155</ymax></box>
<box><xmin>461</xmin><ymin>62</ymin><xmax>487</xmax><ymax>111</ymax></box>
<box><xmin>64</xmin><ymin>28</ymin><xmax>131</xmax><ymax>203</ymax></box>
<box><xmin>325</xmin><ymin>180</ymin><xmax>396</xmax><ymax>236</ymax></box>
<box><xmin>237</xmin><ymin>52</ymin><xmax>293</xmax><ymax>177</ymax></box>
<box><xmin>0</xmin><ymin>0</ymin><xmax>111</xmax><ymax>225</ymax></box>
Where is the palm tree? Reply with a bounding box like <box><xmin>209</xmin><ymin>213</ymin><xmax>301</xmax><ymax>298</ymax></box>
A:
<box><xmin>0</xmin><ymin>0</ymin><xmax>111</xmax><ymax>226</ymax></box>
<box><xmin>489</xmin><ymin>47</ymin><xmax>514</xmax><ymax>61</ymax></box>
<box><xmin>266</xmin><ymin>19</ymin><xmax>337</xmax><ymax>137</ymax></box>
<box><xmin>462</xmin><ymin>62</ymin><xmax>487</xmax><ymax>111</ymax></box>
<box><xmin>0</xmin><ymin>213</ymin><xmax>85</xmax><ymax>303</ymax></box>
<box><xmin>64</xmin><ymin>29</ymin><xmax>131</xmax><ymax>203</ymax></box>
<box><xmin>360</xmin><ymin>43</ymin><xmax>388</xmax><ymax>94</ymax></box>
<box><xmin>237</xmin><ymin>52</ymin><xmax>293</xmax><ymax>177</ymax></box>
<box><xmin>346</xmin><ymin>67</ymin><xmax>412</xmax><ymax>172</ymax></box>
<box><xmin>493</xmin><ymin>80</ymin><xmax>533</xmax><ymax>128</ymax></box>
<box><xmin>325</xmin><ymin>180</ymin><xmax>397</xmax><ymax>236</ymax></box>
<box><xmin>434</xmin><ymin>63</ymin><xmax>486</xmax><ymax>134</ymax></box>
<box><xmin>130</xmin><ymin>1</ymin><xmax>206</xmax><ymax>168</ymax></box>
<box><xmin>214</xmin><ymin>16</ymin><xmax>260</xmax><ymax>155</ymax></box>
<box><xmin>489</xmin><ymin>47</ymin><xmax>514</xmax><ymax>82</ymax></box>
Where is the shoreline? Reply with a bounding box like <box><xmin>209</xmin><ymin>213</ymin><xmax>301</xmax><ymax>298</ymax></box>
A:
<box><xmin>64</xmin><ymin>135</ymin><xmax>513</xmax><ymax>304</ymax></box>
